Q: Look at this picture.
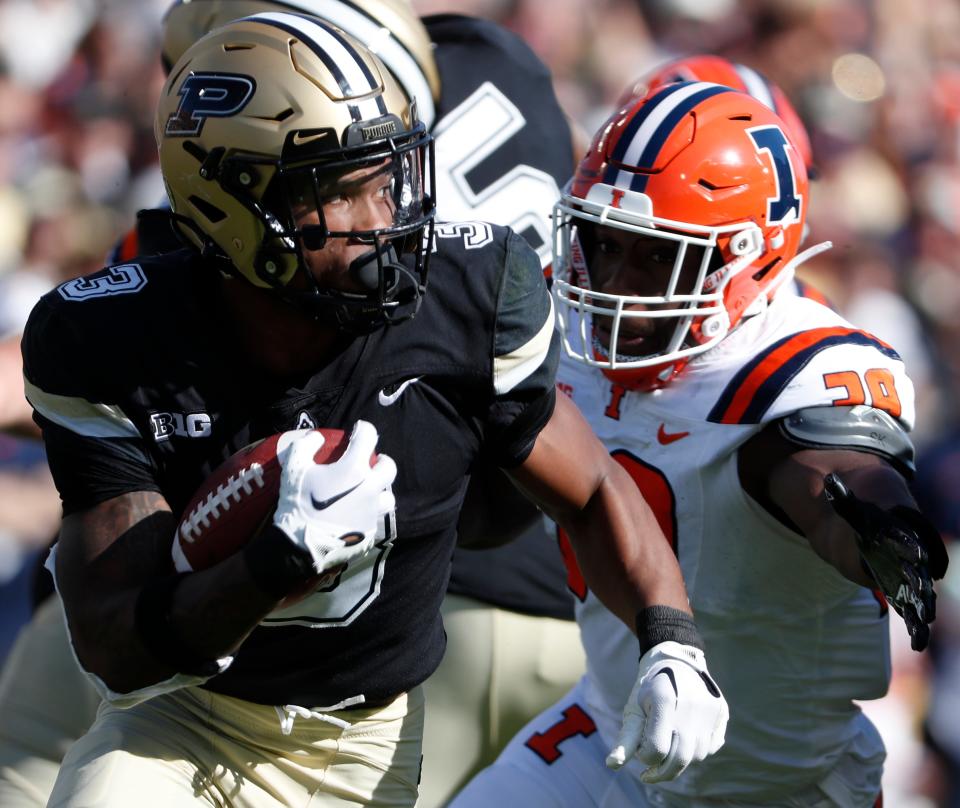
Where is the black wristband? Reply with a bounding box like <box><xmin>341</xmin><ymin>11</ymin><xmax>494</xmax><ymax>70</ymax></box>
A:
<box><xmin>242</xmin><ymin>523</ymin><xmax>316</xmax><ymax>600</ymax></box>
<box><xmin>636</xmin><ymin>605</ymin><xmax>705</xmax><ymax>657</ymax></box>
<box><xmin>133</xmin><ymin>574</ymin><xmax>222</xmax><ymax>677</ymax></box>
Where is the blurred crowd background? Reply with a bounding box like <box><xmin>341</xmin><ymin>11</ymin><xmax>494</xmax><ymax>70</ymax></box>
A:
<box><xmin>0</xmin><ymin>0</ymin><xmax>957</xmax><ymax>805</ymax></box>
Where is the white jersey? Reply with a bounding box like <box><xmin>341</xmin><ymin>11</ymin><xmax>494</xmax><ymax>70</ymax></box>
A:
<box><xmin>557</xmin><ymin>294</ymin><xmax>911</xmax><ymax>802</ymax></box>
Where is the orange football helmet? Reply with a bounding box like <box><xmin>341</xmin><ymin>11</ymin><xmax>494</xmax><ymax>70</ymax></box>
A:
<box><xmin>618</xmin><ymin>55</ymin><xmax>814</xmax><ymax>173</ymax></box>
<box><xmin>553</xmin><ymin>81</ymin><xmax>811</xmax><ymax>391</ymax></box>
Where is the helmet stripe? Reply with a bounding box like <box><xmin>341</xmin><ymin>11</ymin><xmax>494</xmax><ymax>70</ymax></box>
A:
<box><xmin>605</xmin><ymin>82</ymin><xmax>732</xmax><ymax>191</ymax></box>
<box><xmin>733</xmin><ymin>64</ymin><xmax>776</xmax><ymax>110</ymax></box>
<box><xmin>316</xmin><ymin>20</ymin><xmax>389</xmax><ymax>117</ymax></box>
<box><xmin>609</xmin><ymin>81</ymin><xmax>689</xmax><ymax>165</ymax></box>
<box><xmin>247</xmin><ymin>13</ymin><xmax>386</xmax><ymax>121</ymax></box>
<box><xmin>272</xmin><ymin>0</ymin><xmax>435</xmax><ymax>128</ymax></box>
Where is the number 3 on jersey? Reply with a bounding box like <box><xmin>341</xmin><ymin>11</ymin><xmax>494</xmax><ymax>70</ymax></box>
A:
<box><xmin>58</xmin><ymin>265</ymin><xmax>147</xmax><ymax>301</ymax></box>
<box><xmin>432</xmin><ymin>82</ymin><xmax>561</xmax><ymax>269</ymax></box>
<box><xmin>557</xmin><ymin>451</ymin><xmax>678</xmax><ymax>601</ymax></box>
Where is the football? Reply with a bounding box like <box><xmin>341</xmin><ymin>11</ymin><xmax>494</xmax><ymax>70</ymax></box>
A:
<box><xmin>171</xmin><ymin>428</ymin><xmax>355</xmax><ymax>599</ymax></box>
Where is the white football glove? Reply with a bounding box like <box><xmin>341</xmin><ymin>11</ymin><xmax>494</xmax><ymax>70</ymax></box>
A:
<box><xmin>272</xmin><ymin>421</ymin><xmax>397</xmax><ymax>574</ymax></box>
<box><xmin>606</xmin><ymin>641</ymin><xmax>728</xmax><ymax>783</ymax></box>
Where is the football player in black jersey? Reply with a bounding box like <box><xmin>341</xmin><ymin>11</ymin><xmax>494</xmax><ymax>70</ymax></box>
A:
<box><xmin>22</xmin><ymin>14</ymin><xmax>727</xmax><ymax>808</ymax></box>
<box><xmin>0</xmin><ymin>3</ymin><xmax>588</xmax><ymax>806</ymax></box>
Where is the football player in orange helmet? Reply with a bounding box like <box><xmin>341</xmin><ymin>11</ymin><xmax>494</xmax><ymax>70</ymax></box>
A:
<box><xmin>555</xmin><ymin>80</ymin><xmax>820</xmax><ymax>392</ymax></box>
<box><xmin>451</xmin><ymin>83</ymin><xmax>945</xmax><ymax>808</ymax></box>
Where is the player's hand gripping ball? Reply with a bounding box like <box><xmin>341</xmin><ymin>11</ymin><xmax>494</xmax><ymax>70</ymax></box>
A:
<box><xmin>171</xmin><ymin>427</ymin><xmax>387</xmax><ymax>606</ymax></box>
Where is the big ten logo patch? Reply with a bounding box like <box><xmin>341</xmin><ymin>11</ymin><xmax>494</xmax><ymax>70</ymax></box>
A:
<box><xmin>150</xmin><ymin>412</ymin><xmax>212</xmax><ymax>442</ymax></box>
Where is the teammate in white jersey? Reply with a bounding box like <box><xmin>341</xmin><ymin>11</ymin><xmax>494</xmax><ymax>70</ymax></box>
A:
<box><xmin>451</xmin><ymin>82</ymin><xmax>948</xmax><ymax>807</ymax></box>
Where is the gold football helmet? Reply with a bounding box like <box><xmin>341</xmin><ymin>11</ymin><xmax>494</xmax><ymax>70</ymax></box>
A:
<box><xmin>156</xmin><ymin>12</ymin><xmax>435</xmax><ymax>331</ymax></box>
<box><xmin>161</xmin><ymin>0</ymin><xmax>440</xmax><ymax>128</ymax></box>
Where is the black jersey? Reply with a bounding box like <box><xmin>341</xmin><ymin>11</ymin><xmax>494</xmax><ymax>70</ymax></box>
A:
<box><xmin>22</xmin><ymin>223</ymin><xmax>558</xmax><ymax>707</ymax></box>
<box><xmin>424</xmin><ymin>14</ymin><xmax>576</xmax><ymax>620</ymax></box>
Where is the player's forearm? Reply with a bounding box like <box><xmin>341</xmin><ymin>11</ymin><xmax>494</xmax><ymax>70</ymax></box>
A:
<box><xmin>67</xmin><ymin>560</ymin><xmax>279</xmax><ymax>695</ymax></box>
<box><xmin>811</xmin><ymin>464</ymin><xmax>918</xmax><ymax>585</ymax></box>
<box><xmin>58</xmin><ymin>494</ymin><xmax>278</xmax><ymax>693</ymax></box>
<box><xmin>560</xmin><ymin>461</ymin><xmax>691</xmax><ymax>629</ymax></box>
<box><xmin>171</xmin><ymin>553</ymin><xmax>282</xmax><ymax>659</ymax></box>
<box><xmin>774</xmin><ymin>455</ymin><xmax>915</xmax><ymax>586</ymax></box>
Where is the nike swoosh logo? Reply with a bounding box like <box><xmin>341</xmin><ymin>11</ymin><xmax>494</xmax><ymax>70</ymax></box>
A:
<box><xmin>657</xmin><ymin>424</ymin><xmax>690</xmax><ymax>445</ymax></box>
<box><xmin>310</xmin><ymin>481</ymin><xmax>362</xmax><ymax>511</ymax></box>
<box><xmin>291</xmin><ymin>130</ymin><xmax>330</xmax><ymax>146</ymax></box>
<box><xmin>655</xmin><ymin>668</ymin><xmax>679</xmax><ymax>697</ymax></box>
<box><xmin>378</xmin><ymin>376</ymin><xmax>422</xmax><ymax>407</ymax></box>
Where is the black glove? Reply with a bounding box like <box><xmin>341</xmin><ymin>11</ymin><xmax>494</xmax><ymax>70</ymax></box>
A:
<box><xmin>823</xmin><ymin>473</ymin><xmax>949</xmax><ymax>651</ymax></box>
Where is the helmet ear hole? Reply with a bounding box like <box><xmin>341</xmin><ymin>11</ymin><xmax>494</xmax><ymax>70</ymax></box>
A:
<box><xmin>189</xmin><ymin>195</ymin><xmax>226</xmax><ymax>224</ymax></box>
<box><xmin>751</xmin><ymin>257</ymin><xmax>780</xmax><ymax>283</ymax></box>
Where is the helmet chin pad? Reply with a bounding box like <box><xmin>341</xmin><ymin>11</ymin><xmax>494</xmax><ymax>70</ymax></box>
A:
<box><xmin>289</xmin><ymin>240</ymin><xmax>423</xmax><ymax>334</ymax></box>
<box><xmin>600</xmin><ymin>361</ymin><xmax>680</xmax><ymax>392</ymax></box>
<box><xmin>350</xmin><ymin>244</ymin><xmax>401</xmax><ymax>293</ymax></box>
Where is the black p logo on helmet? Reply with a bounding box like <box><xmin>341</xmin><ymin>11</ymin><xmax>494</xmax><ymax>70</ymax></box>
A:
<box><xmin>165</xmin><ymin>73</ymin><xmax>256</xmax><ymax>137</ymax></box>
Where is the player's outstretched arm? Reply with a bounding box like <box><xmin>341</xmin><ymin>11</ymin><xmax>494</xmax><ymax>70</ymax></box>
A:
<box><xmin>740</xmin><ymin>422</ymin><xmax>948</xmax><ymax>651</ymax></box>
<box><xmin>823</xmin><ymin>472</ymin><xmax>946</xmax><ymax>651</ymax></box>
<box><xmin>506</xmin><ymin>393</ymin><xmax>728</xmax><ymax>780</ymax></box>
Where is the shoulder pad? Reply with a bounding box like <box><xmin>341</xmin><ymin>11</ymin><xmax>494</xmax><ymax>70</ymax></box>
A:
<box><xmin>779</xmin><ymin>405</ymin><xmax>915</xmax><ymax>476</ymax></box>
<box><xmin>707</xmin><ymin>324</ymin><xmax>915</xmax><ymax>429</ymax></box>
